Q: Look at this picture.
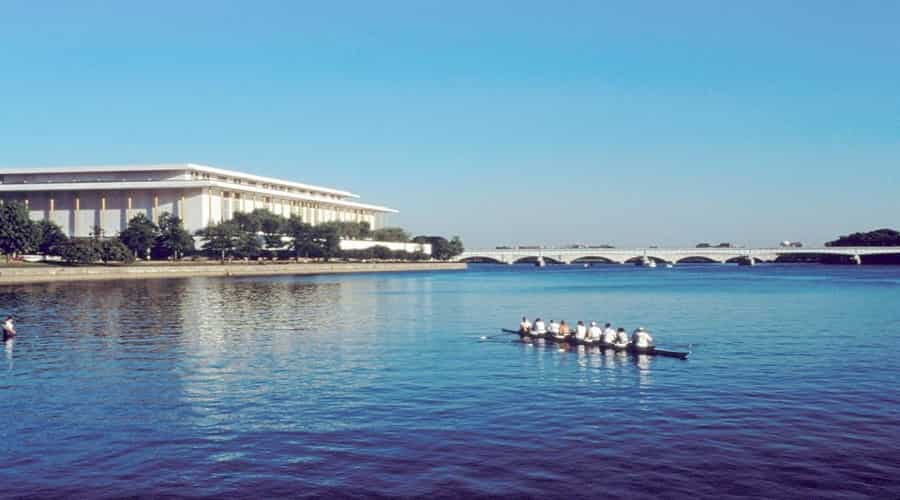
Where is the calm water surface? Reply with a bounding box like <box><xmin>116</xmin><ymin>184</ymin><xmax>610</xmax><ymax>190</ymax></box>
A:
<box><xmin>1</xmin><ymin>264</ymin><xmax>898</xmax><ymax>498</ymax></box>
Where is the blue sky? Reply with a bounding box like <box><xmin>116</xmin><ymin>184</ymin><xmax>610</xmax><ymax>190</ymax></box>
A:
<box><xmin>1</xmin><ymin>1</ymin><xmax>898</xmax><ymax>248</ymax></box>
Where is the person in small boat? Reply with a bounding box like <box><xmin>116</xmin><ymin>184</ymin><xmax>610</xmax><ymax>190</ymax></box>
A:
<box><xmin>602</xmin><ymin>323</ymin><xmax>617</xmax><ymax>345</ymax></box>
<box><xmin>533</xmin><ymin>318</ymin><xmax>547</xmax><ymax>335</ymax></box>
<box><xmin>519</xmin><ymin>316</ymin><xmax>532</xmax><ymax>334</ymax></box>
<box><xmin>589</xmin><ymin>321</ymin><xmax>602</xmax><ymax>342</ymax></box>
<box><xmin>615</xmin><ymin>327</ymin><xmax>630</xmax><ymax>345</ymax></box>
<box><xmin>558</xmin><ymin>320</ymin><xmax>570</xmax><ymax>337</ymax></box>
<box><xmin>632</xmin><ymin>327</ymin><xmax>654</xmax><ymax>349</ymax></box>
<box><xmin>574</xmin><ymin>320</ymin><xmax>587</xmax><ymax>341</ymax></box>
<box><xmin>548</xmin><ymin>319</ymin><xmax>561</xmax><ymax>336</ymax></box>
<box><xmin>2</xmin><ymin>316</ymin><xmax>15</xmax><ymax>339</ymax></box>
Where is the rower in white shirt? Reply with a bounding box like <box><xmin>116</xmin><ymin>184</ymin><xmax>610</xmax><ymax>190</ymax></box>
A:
<box><xmin>519</xmin><ymin>316</ymin><xmax>532</xmax><ymax>334</ymax></box>
<box><xmin>602</xmin><ymin>323</ymin><xmax>616</xmax><ymax>345</ymax></box>
<box><xmin>548</xmin><ymin>320</ymin><xmax>561</xmax><ymax>335</ymax></box>
<box><xmin>632</xmin><ymin>327</ymin><xmax>654</xmax><ymax>349</ymax></box>
<box><xmin>533</xmin><ymin>318</ymin><xmax>547</xmax><ymax>335</ymax></box>
<box><xmin>574</xmin><ymin>320</ymin><xmax>587</xmax><ymax>341</ymax></box>
<box><xmin>588</xmin><ymin>321</ymin><xmax>602</xmax><ymax>342</ymax></box>
<box><xmin>615</xmin><ymin>327</ymin><xmax>630</xmax><ymax>345</ymax></box>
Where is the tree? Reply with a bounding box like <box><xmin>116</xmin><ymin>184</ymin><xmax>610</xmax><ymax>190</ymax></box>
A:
<box><xmin>371</xmin><ymin>245</ymin><xmax>393</xmax><ymax>260</ymax></box>
<box><xmin>371</xmin><ymin>227</ymin><xmax>409</xmax><ymax>242</ymax></box>
<box><xmin>252</xmin><ymin>209</ymin><xmax>286</xmax><ymax>248</ymax></box>
<box><xmin>35</xmin><ymin>220</ymin><xmax>68</xmax><ymax>256</ymax></box>
<box><xmin>0</xmin><ymin>202</ymin><xmax>36</xmax><ymax>261</ymax></box>
<box><xmin>100</xmin><ymin>239</ymin><xmax>136</xmax><ymax>263</ymax></box>
<box><xmin>448</xmin><ymin>236</ymin><xmax>464</xmax><ymax>258</ymax></box>
<box><xmin>827</xmin><ymin>229</ymin><xmax>900</xmax><ymax>247</ymax></box>
<box><xmin>58</xmin><ymin>239</ymin><xmax>101</xmax><ymax>265</ymax></box>
<box><xmin>154</xmin><ymin>213</ymin><xmax>194</xmax><ymax>259</ymax></box>
<box><xmin>319</xmin><ymin>221</ymin><xmax>371</xmax><ymax>240</ymax></box>
<box><xmin>119</xmin><ymin>213</ymin><xmax>159</xmax><ymax>259</ymax></box>
<box><xmin>232</xmin><ymin>211</ymin><xmax>262</xmax><ymax>234</ymax></box>
<box><xmin>286</xmin><ymin>215</ymin><xmax>317</xmax><ymax>258</ymax></box>
<box><xmin>197</xmin><ymin>221</ymin><xmax>240</xmax><ymax>260</ymax></box>
<box><xmin>234</xmin><ymin>232</ymin><xmax>263</xmax><ymax>259</ymax></box>
<box><xmin>413</xmin><ymin>235</ymin><xmax>451</xmax><ymax>260</ymax></box>
<box><xmin>314</xmin><ymin>225</ymin><xmax>341</xmax><ymax>261</ymax></box>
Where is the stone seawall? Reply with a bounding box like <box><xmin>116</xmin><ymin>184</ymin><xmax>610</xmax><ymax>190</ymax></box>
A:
<box><xmin>0</xmin><ymin>262</ymin><xmax>467</xmax><ymax>285</ymax></box>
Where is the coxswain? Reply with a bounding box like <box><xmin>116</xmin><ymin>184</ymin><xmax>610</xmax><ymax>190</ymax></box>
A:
<box><xmin>2</xmin><ymin>316</ymin><xmax>15</xmax><ymax>339</ymax></box>
<box><xmin>559</xmin><ymin>320</ymin><xmax>570</xmax><ymax>337</ymax></box>
<box><xmin>574</xmin><ymin>320</ymin><xmax>587</xmax><ymax>341</ymax></box>
<box><xmin>632</xmin><ymin>327</ymin><xmax>654</xmax><ymax>349</ymax></box>
<box><xmin>589</xmin><ymin>321</ymin><xmax>602</xmax><ymax>342</ymax></box>
<box><xmin>533</xmin><ymin>318</ymin><xmax>547</xmax><ymax>335</ymax></box>
<box><xmin>548</xmin><ymin>319</ymin><xmax>560</xmax><ymax>335</ymax></box>
<box><xmin>519</xmin><ymin>316</ymin><xmax>532</xmax><ymax>334</ymax></box>
<box><xmin>602</xmin><ymin>323</ymin><xmax>617</xmax><ymax>345</ymax></box>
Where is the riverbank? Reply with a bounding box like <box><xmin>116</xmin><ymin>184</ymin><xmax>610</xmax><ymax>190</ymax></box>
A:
<box><xmin>0</xmin><ymin>261</ymin><xmax>467</xmax><ymax>285</ymax></box>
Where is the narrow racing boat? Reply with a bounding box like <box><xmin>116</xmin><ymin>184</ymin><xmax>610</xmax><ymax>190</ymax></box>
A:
<box><xmin>501</xmin><ymin>329</ymin><xmax>690</xmax><ymax>359</ymax></box>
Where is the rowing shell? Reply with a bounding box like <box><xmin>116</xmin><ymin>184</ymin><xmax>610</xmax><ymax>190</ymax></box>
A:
<box><xmin>502</xmin><ymin>329</ymin><xmax>690</xmax><ymax>360</ymax></box>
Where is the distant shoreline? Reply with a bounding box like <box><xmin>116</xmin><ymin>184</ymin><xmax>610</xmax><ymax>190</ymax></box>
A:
<box><xmin>0</xmin><ymin>261</ymin><xmax>467</xmax><ymax>285</ymax></box>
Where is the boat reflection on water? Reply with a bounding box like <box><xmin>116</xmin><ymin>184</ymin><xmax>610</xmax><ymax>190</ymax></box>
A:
<box><xmin>516</xmin><ymin>337</ymin><xmax>656</xmax><ymax>388</ymax></box>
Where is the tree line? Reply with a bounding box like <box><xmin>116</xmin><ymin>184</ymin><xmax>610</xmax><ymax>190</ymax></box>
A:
<box><xmin>826</xmin><ymin>228</ymin><xmax>900</xmax><ymax>247</ymax></box>
<box><xmin>0</xmin><ymin>202</ymin><xmax>464</xmax><ymax>264</ymax></box>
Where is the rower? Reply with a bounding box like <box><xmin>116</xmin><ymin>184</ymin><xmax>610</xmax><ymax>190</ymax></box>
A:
<box><xmin>574</xmin><ymin>320</ymin><xmax>587</xmax><ymax>341</ymax></box>
<box><xmin>519</xmin><ymin>316</ymin><xmax>532</xmax><ymax>334</ymax></box>
<box><xmin>615</xmin><ymin>327</ymin><xmax>630</xmax><ymax>345</ymax></box>
<box><xmin>559</xmin><ymin>320</ymin><xmax>570</xmax><ymax>337</ymax></box>
<box><xmin>533</xmin><ymin>318</ymin><xmax>547</xmax><ymax>335</ymax></box>
<box><xmin>632</xmin><ymin>327</ymin><xmax>654</xmax><ymax>348</ymax></box>
<box><xmin>602</xmin><ymin>323</ymin><xmax>616</xmax><ymax>344</ymax></box>
<box><xmin>589</xmin><ymin>321</ymin><xmax>602</xmax><ymax>342</ymax></box>
<box><xmin>2</xmin><ymin>316</ymin><xmax>15</xmax><ymax>339</ymax></box>
<box><xmin>548</xmin><ymin>319</ymin><xmax>560</xmax><ymax>335</ymax></box>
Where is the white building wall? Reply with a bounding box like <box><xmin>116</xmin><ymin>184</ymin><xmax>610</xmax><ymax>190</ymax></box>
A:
<box><xmin>339</xmin><ymin>240</ymin><xmax>431</xmax><ymax>255</ymax></box>
<box><xmin>184</xmin><ymin>189</ymin><xmax>206</xmax><ymax>233</ymax></box>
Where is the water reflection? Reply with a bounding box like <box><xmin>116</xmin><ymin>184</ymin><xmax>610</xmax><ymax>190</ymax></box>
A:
<box><xmin>4</xmin><ymin>338</ymin><xmax>13</xmax><ymax>368</ymax></box>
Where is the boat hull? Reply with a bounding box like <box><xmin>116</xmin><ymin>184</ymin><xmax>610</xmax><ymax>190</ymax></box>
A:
<box><xmin>502</xmin><ymin>329</ymin><xmax>689</xmax><ymax>359</ymax></box>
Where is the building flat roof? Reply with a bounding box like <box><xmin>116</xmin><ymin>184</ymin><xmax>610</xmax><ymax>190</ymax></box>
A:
<box><xmin>0</xmin><ymin>179</ymin><xmax>398</xmax><ymax>213</ymax></box>
<box><xmin>0</xmin><ymin>163</ymin><xmax>360</xmax><ymax>199</ymax></box>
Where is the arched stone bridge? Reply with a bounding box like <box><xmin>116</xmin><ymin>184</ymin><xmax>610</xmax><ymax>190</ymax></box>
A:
<box><xmin>456</xmin><ymin>247</ymin><xmax>900</xmax><ymax>265</ymax></box>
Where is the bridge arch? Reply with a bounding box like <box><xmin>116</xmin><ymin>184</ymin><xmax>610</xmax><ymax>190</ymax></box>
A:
<box><xmin>513</xmin><ymin>256</ymin><xmax>564</xmax><ymax>265</ymax></box>
<box><xmin>675</xmin><ymin>256</ymin><xmax>724</xmax><ymax>264</ymax></box>
<box><xmin>570</xmin><ymin>256</ymin><xmax>621</xmax><ymax>265</ymax></box>
<box><xmin>459</xmin><ymin>256</ymin><xmax>505</xmax><ymax>264</ymax></box>
<box><xmin>623</xmin><ymin>256</ymin><xmax>670</xmax><ymax>265</ymax></box>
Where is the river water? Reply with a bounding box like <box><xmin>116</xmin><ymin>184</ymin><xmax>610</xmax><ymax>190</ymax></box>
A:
<box><xmin>0</xmin><ymin>264</ymin><xmax>898</xmax><ymax>498</ymax></box>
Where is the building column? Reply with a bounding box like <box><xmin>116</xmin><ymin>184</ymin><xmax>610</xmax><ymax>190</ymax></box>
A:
<box><xmin>74</xmin><ymin>195</ymin><xmax>80</xmax><ymax>236</ymax></box>
<box><xmin>152</xmin><ymin>194</ymin><xmax>159</xmax><ymax>224</ymax></box>
<box><xmin>101</xmin><ymin>195</ymin><xmax>107</xmax><ymax>235</ymax></box>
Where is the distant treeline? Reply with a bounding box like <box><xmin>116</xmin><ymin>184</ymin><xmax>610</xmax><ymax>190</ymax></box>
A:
<box><xmin>826</xmin><ymin>228</ymin><xmax>900</xmax><ymax>247</ymax></box>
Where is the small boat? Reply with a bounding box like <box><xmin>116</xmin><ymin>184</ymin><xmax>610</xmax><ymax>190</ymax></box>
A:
<box><xmin>665</xmin><ymin>263</ymin><xmax>674</xmax><ymax>268</ymax></box>
<box><xmin>502</xmin><ymin>329</ymin><xmax>689</xmax><ymax>359</ymax></box>
<box><xmin>636</xmin><ymin>257</ymin><xmax>657</xmax><ymax>268</ymax></box>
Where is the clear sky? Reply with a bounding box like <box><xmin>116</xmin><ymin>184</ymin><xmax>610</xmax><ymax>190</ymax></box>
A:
<box><xmin>1</xmin><ymin>1</ymin><xmax>898</xmax><ymax>248</ymax></box>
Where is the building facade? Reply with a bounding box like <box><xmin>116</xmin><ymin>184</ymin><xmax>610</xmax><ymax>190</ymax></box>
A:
<box><xmin>0</xmin><ymin>164</ymin><xmax>397</xmax><ymax>237</ymax></box>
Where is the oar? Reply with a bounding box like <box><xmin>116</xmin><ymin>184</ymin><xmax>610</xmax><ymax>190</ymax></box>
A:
<box><xmin>479</xmin><ymin>329</ymin><xmax>521</xmax><ymax>341</ymax></box>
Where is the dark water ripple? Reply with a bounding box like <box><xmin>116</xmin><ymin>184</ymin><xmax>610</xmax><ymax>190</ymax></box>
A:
<box><xmin>0</xmin><ymin>265</ymin><xmax>899</xmax><ymax>498</ymax></box>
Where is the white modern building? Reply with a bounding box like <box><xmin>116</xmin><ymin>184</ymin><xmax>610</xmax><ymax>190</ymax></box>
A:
<box><xmin>0</xmin><ymin>163</ymin><xmax>398</xmax><ymax>237</ymax></box>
